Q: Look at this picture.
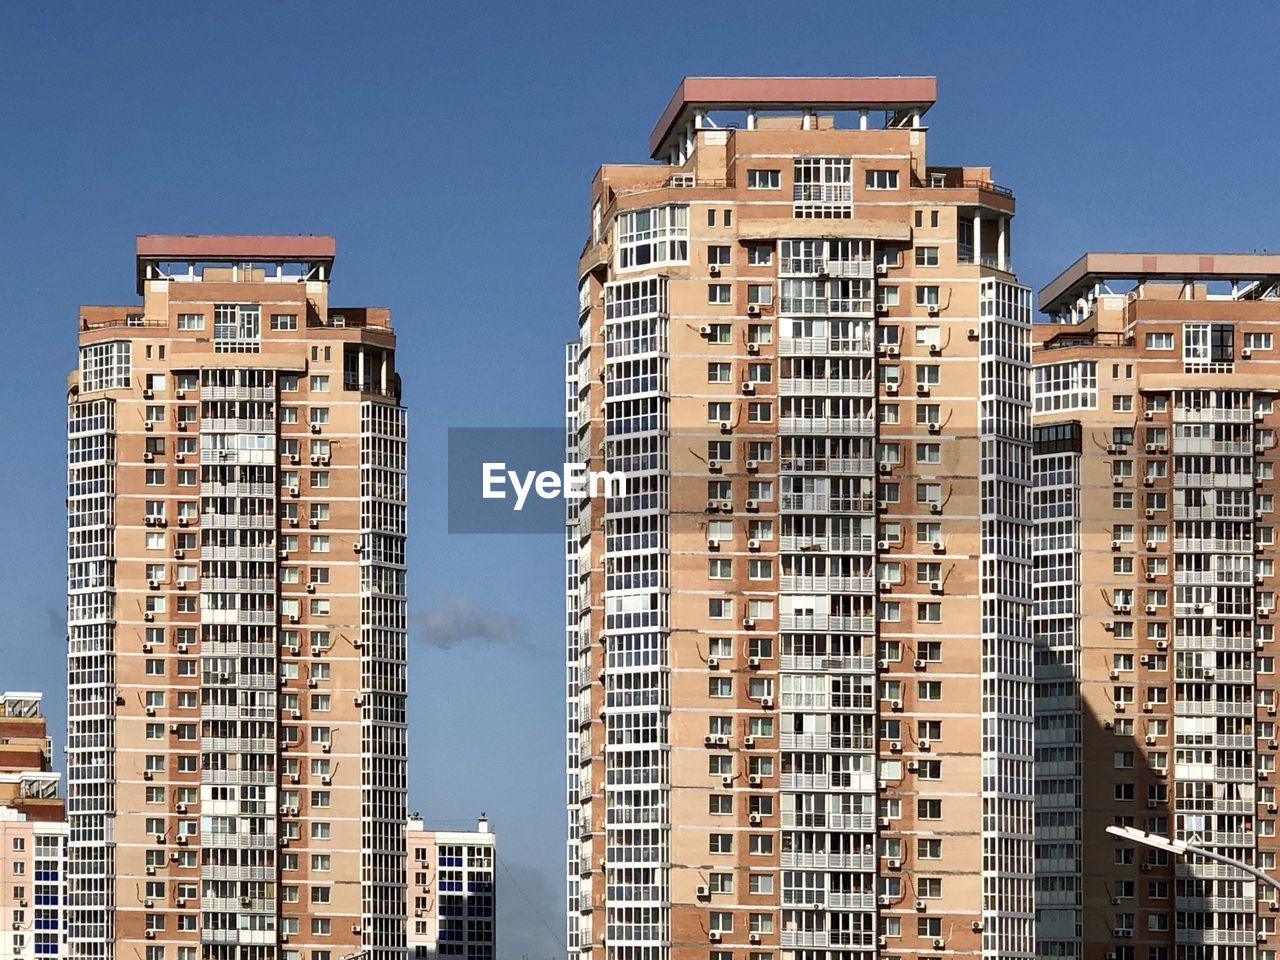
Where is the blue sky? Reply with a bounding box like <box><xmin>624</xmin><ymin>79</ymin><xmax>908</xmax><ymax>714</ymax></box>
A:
<box><xmin>2</xmin><ymin>1</ymin><xmax>1279</xmax><ymax>954</ymax></box>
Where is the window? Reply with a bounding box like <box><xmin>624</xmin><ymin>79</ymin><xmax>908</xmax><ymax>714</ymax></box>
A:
<box><xmin>707</xmin><ymin>245</ymin><xmax>732</xmax><ymax>266</ymax></box>
<box><xmin>708</xmin><ymin>363</ymin><xmax>732</xmax><ymax>383</ymax></box>
<box><xmin>708</xmin><ymin>284</ymin><xmax>732</xmax><ymax>304</ymax></box>
<box><xmin>747</xmin><ymin>169</ymin><xmax>780</xmax><ymax>189</ymax></box>
<box><xmin>748</xmin><ymin>245</ymin><xmax>773</xmax><ymax>266</ymax></box>
<box><xmin>271</xmin><ymin>314</ymin><xmax>299</xmax><ymax>331</ymax></box>
<box><xmin>213</xmin><ymin>303</ymin><xmax>261</xmax><ymax>352</ymax></box>
<box><xmin>709</xmin><ymin>795</ymin><xmax>733</xmax><ymax>815</ymax></box>
<box><xmin>618</xmin><ymin>205</ymin><xmax>689</xmax><ymax>269</ymax></box>
<box><xmin>80</xmin><ymin>340</ymin><xmax>131</xmax><ymax>391</ymax></box>
<box><xmin>747</xmin><ymin>284</ymin><xmax>773</xmax><ymax>306</ymax></box>
<box><xmin>915</xmin><ymin>247</ymin><xmax>939</xmax><ymax>267</ymax></box>
<box><xmin>877</xmin><ymin>285</ymin><xmax>900</xmax><ymax>308</ymax></box>
<box><xmin>1247</xmin><ymin>332</ymin><xmax>1273</xmax><ymax>350</ymax></box>
<box><xmin>309</xmin><ymin>375</ymin><xmax>329</xmax><ymax>392</ymax></box>
<box><xmin>176</xmin><ymin>314</ymin><xmax>204</xmax><ymax>331</ymax></box>
<box><xmin>865</xmin><ymin>169</ymin><xmax>899</xmax><ymax>190</ymax></box>
<box><xmin>1145</xmin><ymin>332</ymin><xmax>1174</xmax><ymax>350</ymax></box>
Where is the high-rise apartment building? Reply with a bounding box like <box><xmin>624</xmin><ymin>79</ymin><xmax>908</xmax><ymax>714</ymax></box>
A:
<box><xmin>1032</xmin><ymin>254</ymin><xmax>1280</xmax><ymax>960</ymax></box>
<box><xmin>566</xmin><ymin>77</ymin><xmax>1034</xmax><ymax>960</ymax></box>
<box><xmin>68</xmin><ymin>236</ymin><xmax>407</xmax><ymax>960</ymax></box>
<box><xmin>0</xmin><ymin>691</ymin><xmax>67</xmax><ymax>960</ymax></box>
<box><xmin>405</xmin><ymin>815</ymin><xmax>496</xmax><ymax>960</ymax></box>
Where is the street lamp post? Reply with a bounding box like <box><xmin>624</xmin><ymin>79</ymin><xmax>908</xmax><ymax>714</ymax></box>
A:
<box><xmin>1106</xmin><ymin>824</ymin><xmax>1280</xmax><ymax>892</ymax></box>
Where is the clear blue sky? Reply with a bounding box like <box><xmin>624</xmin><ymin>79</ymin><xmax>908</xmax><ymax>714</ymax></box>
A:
<box><xmin>2</xmin><ymin>1</ymin><xmax>1278</xmax><ymax>955</ymax></box>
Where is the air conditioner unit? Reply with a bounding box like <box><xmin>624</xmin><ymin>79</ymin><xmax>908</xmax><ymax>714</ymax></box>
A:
<box><xmin>1244</xmin><ymin>348</ymin><xmax>1254</xmax><ymax>359</ymax></box>
<box><xmin>144</xmin><ymin>420</ymin><xmax>154</xmax><ymax>431</ymax></box>
<box><xmin>1112</xmin><ymin>476</ymin><xmax>1124</xmax><ymax>487</ymax></box>
<box><xmin>760</xmin><ymin>696</ymin><xmax>773</xmax><ymax>708</ymax></box>
<box><xmin>929</xmin><ymin>502</ymin><xmax>941</xmax><ymax>515</ymax></box>
<box><xmin>930</xmin><ymin>580</ymin><xmax>943</xmax><ymax>594</ymax></box>
<box><xmin>742</xmin><ymin>618</ymin><xmax>755</xmax><ymax>628</ymax></box>
<box><xmin>907</xmin><ymin>761</ymin><xmax>918</xmax><ymax>772</ymax></box>
<box><xmin>890</xmin><ymin>699</ymin><xmax>903</xmax><ymax>711</ymax></box>
<box><xmin>308</xmin><ymin>677</ymin><xmax>318</xmax><ymax>688</ymax></box>
<box><xmin>699</xmin><ymin>325</ymin><xmax>713</xmax><ymax>336</ymax></box>
<box><xmin>745</xmin><ymin>499</ymin><xmax>759</xmax><ymax>511</ymax></box>
<box><xmin>143</xmin><ymin>451</ymin><xmax>154</xmax><ymax>463</ymax></box>
<box><xmin>741</xmin><ymin>382</ymin><xmax>755</xmax><ymax>395</ymax></box>
<box><xmin>972</xmin><ymin>921</ymin><xmax>984</xmax><ymax>932</ymax></box>
<box><xmin>176</xmin><ymin>897</ymin><xmax>187</xmax><ymax>907</ymax></box>
<box><xmin>310</xmin><ymin>455</ymin><xmax>321</xmax><ymax>465</ymax></box>
<box><xmin>747</xmin><ymin>538</ymin><xmax>761</xmax><ymax>551</ymax></box>
<box><xmin>877</xmin><ymin>816</ymin><xmax>891</xmax><ymax>828</ymax></box>
<box><xmin>915</xmin><ymin>899</ymin><xmax>926</xmax><ymax>911</ymax></box>
<box><xmin>148</xmin><ymin>579</ymin><xmax>159</xmax><ymax>589</ymax></box>
<box><xmin>696</xmin><ymin>885</ymin><xmax>710</xmax><ymax>899</ymax></box>
<box><xmin>877</xmin><ymin>540</ymin><xmax>891</xmax><ymax>551</ymax></box>
<box><xmin>885</xmin><ymin>382</ymin><xmax>899</xmax><ymax>395</ymax></box>
<box><xmin>878</xmin><ymin>462</ymin><xmax>892</xmax><ymax>474</ymax></box>
<box><xmin>153</xmin><ymin>834</ymin><xmax>164</xmax><ymax>844</ymax></box>
<box><xmin>748</xmin><ymin>813</ymin><xmax>761</xmax><ymax>825</ymax></box>
<box><xmin>747</xmin><ymin>341</ymin><xmax>761</xmax><ymax>354</ymax></box>
<box><xmin>1156</xmin><ymin>639</ymin><xmax>1168</xmax><ymax>650</ymax></box>
<box><xmin>932</xmin><ymin>540</ymin><xmax>945</xmax><ymax>552</ymax></box>
<box><xmin>721</xmin><ymin>775</ymin><xmax>733</xmax><ymax>787</ymax></box>
<box><xmin>919</xmin><ymin>739</ymin><xmax>931</xmax><ymax>751</ymax></box>
<box><xmin>743</xmin><ymin>735</ymin><xmax>755</xmax><ymax>747</ymax></box>
<box><xmin>707</xmin><ymin>656</ymin><xmax>719</xmax><ymax>670</ymax></box>
<box><xmin>708</xmin><ymin>459</ymin><xmax>722</xmax><ymax>473</ymax></box>
<box><xmin>707</xmin><ymin>538</ymin><xmax>720</xmax><ymax>550</ymax></box>
<box><xmin>708</xmin><ymin>932</ymin><xmax>722</xmax><ymax>943</ymax></box>
<box><xmin>719</xmin><ymin>421</ymin><xmax>732</xmax><ymax>433</ymax></box>
<box><xmin>745</xmin><ymin>459</ymin><xmax>759</xmax><ymax>472</ymax></box>
<box><xmin>927</xmin><ymin>305</ymin><xmax>940</xmax><ymax>317</ymax></box>
<box><xmin>145</xmin><ymin>865</ymin><xmax>155</xmax><ymax>875</ymax></box>
<box><xmin>747</xmin><ymin>304</ymin><xmax>761</xmax><ymax>317</ymax></box>
<box><xmin>748</xmin><ymin>656</ymin><xmax>761</xmax><ymax>669</ymax></box>
<box><xmin>145</xmin><ymin>931</ymin><xmax>156</xmax><ymax>940</ymax></box>
<box><xmin>748</xmin><ymin>774</ymin><xmax>762</xmax><ymax>786</ymax></box>
<box><xmin>876</xmin><ymin>263</ymin><xmax>889</xmax><ymax>276</ymax></box>
<box><xmin>916</xmin><ymin>383</ymin><xmax>930</xmax><ymax>396</ymax></box>
<box><xmin>709</xmin><ymin>264</ymin><xmax>721</xmax><ymax>276</ymax></box>
<box><xmin>1145</xmin><ymin>508</ymin><xmax>1155</xmax><ymax>519</ymax></box>
<box><xmin>173</xmin><ymin>549</ymin><xmax>184</xmax><ymax>559</ymax></box>
<box><xmin>144</xmin><ymin>612</ymin><xmax>154</xmax><ymax>622</ymax></box>
<box><xmin>706</xmin><ymin>499</ymin><xmax>720</xmax><ymax>512</ymax></box>
<box><xmin>914</xmin><ymin>659</ymin><xmax>926</xmax><ymax>670</ymax></box>
<box><xmin>927</xmin><ymin>421</ymin><xmax>941</xmax><ymax>435</ymax></box>
<box><xmin>887</xmin><ymin>857</ymin><xmax>902</xmax><ymax>870</ymax></box>
<box><xmin>749</xmin><ymin>933</ymin><xmax>762</xmax><ymax>945</ymax></box>
<box><xmin>177</xmin><ymin>516</ymin><xmax>188</xmax><ymax>527</ymax></box>
<box><xmin>932</xmin><ymin>939</ymin><xmax>946</xmax><ymax>950</ymax></box>
<box><xmin>175</xmin><ymin>452</ymin><xmax>184</xmax><ymax>462</ymax></box>
<box><xmin>175</xmin><ymin>389</ymin><xmax>185</xmax><ymax>399</ymax></box>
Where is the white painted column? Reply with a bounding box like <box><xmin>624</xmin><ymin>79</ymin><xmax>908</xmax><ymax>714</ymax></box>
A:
<box><xmin>973</xmin><ymin>212</ymin><xmax>983</xmax><ymax>266</ymax></box>
<box><xmin>746</xmin><ymin>108</ymin><xmax>756</xmax><ymax>131</ymax></box>
<box><xmin>358</xmin><ymin>347</ymin><xmax>366</xmax><ymax>391</ymax></box>
<box><xmin>381</xmin><ymin>352</ymin><xmax>388</xmax><ymax>393</ymax></box>
<box><xmin>997</xmin><ymin>217</ymin><xmax>1008</xmax><ymax>271</ymax></box>
<box><xmin>859</xmin><ymin>109</ymin><xmax>868</xmax><ymax>130</ymax></box>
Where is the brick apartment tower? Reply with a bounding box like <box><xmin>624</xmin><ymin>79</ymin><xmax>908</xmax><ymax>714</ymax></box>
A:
<box><xmin>405</xmin><ymin>814</ymin><xmax>497</xmax><ymax>960</ymax></box>
<box><xmin>566</xmin><ymin>78</ymin><xmax>1035</xmax><ymax>960</ymax></box>
<box><xmin>1032</xmin><ymin>254</ymin><xmax>1280</xmax><ymax>960</ymax></box>
<box><xmin>0</xmin><ymin>691</ymin><xmax>68</xmax><ymax>960</ymax></box>
<box><xmin>68</xmin><ymin>236</ymin><xmax>407</xmax><ymax>960</ymax></box>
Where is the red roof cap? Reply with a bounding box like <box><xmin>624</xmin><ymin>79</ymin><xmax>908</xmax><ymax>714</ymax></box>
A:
<box><xmin>649</xmin><ymin>76</ymin><xmax>937</xmax><ymax>158</ymax></box>
<box><xmin>136</xmin><ymin>235</ymin><xmax>336</xmax><ymax>261</ymax></box>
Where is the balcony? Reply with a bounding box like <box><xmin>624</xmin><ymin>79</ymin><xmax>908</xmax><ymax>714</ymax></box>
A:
<box><xmin>778</xmin><ymin>417</ymin><xmax>876</xmax><ymax>437</ymax></box>
<box><xmin>778</xmin><ymin>377</ymin><xmax>875</xmax><ymax>397</ymax></box>
<box><xmin>780</xmin><ymin>575</ymin><xmax>876</xmax><ymax>594</ymax></box>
